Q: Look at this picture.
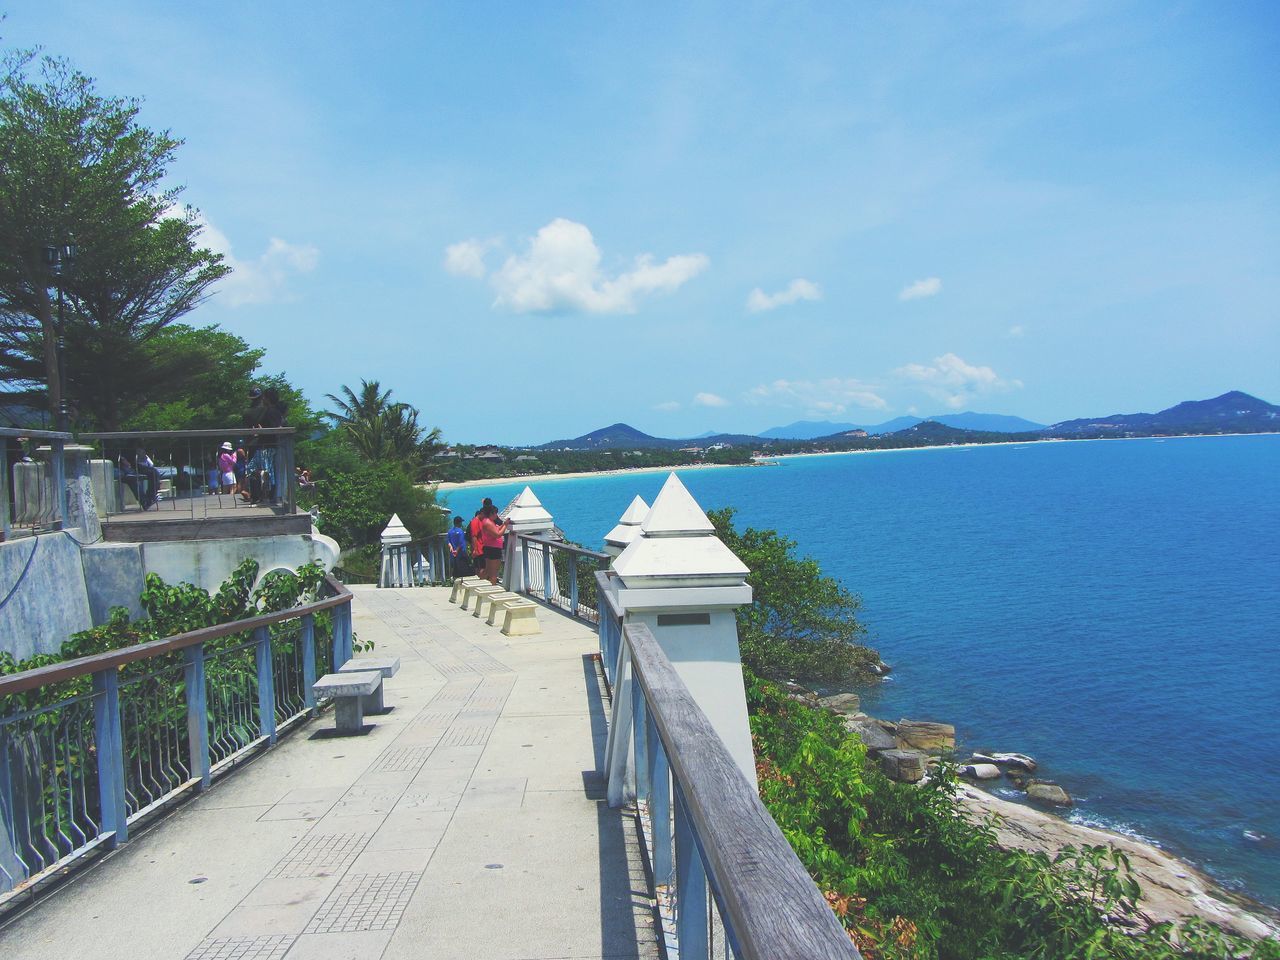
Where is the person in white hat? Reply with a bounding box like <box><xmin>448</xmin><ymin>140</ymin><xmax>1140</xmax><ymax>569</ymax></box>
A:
<box><xmin>218</xmin><ymin>441</ymin><xmax>238</xmax><ymax>495</ymax></box>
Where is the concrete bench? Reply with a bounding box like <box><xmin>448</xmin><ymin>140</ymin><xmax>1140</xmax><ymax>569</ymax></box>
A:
<box><xmin>470</xmin><ymin>585</ymin><xmax>509</xmax><ymax>619</ymax></box>
<box><xmin>313</xmin><ymin>671</ymin><xmax>383</xmax><ymax>734</ymax></box>
<box><xmin>338</xmin><ymin>656</ymin><xmax>401</xmax><ymax>713</ymax></box>
<box><xmin>484</xmin><ymin>592</ymin><xmax>523</xmax><ymax>626</ymax></box>
<box><xmin>501</xmin><ymin>598</ymin><xmax>541</xmax><ymax>637</ymax></box>
<box><xmin>460</xmin><ymin>581</ymin><xmax>499</xmax><ymax>611</ymax></box>
<box><xmin>450</xmin><ymin>577</ymin><xmax>487</xmax><ymax>604</ymax></box>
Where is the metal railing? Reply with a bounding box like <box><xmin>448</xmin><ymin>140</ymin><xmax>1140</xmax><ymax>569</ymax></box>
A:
<box><xmin>0</xmin><ymin>574</ymin><xmax>353</xmax><ymax>905</ymax></box>
<box><xmin>381</xmin><ymin>535</ymin><xmax>452</xmax><ymax>588</ymax></box>
<box><xmin>1</xmin><ymin>427</ymin><xmax>74</xmax><ymax>538</ymax></box>
<box><xmin>603</xmin><ymin>621</ymin><xmax>860</xmax><ymax>960</ymax></box>
<box><xmin>514</xmin><ymin>534</ymin><xmax>610</xmax><ymax>624</ymax></box>
<box><xmin>78</xmin><ymin>428</ymin><xmax>297</xmax><ymax>521</ymax></box>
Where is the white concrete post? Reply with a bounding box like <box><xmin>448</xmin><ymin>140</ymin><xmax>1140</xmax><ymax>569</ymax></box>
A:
<box><xmin>379</xmin><ymin>513</ymin><xmax>411</xmax><ymax>588</ymax></box>
<box><xmin>602</xmin><ymin>494</ymin><xmax>649</xmax><ymax>562</ymax></box>
<box><xmin>603</xmin><ymin>473</ymin><xmax>757</xmax><ymax>797</ymax></box>
<box><xmin>501</xmin><ymin>486</ymin><xmax>556</xmax><ymax>593</ymax></box>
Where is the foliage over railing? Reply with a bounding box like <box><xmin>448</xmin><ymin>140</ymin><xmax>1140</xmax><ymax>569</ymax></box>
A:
<box><xmin>0</xmin><ymin>561</ymin><xmax>353</xmax><ymax>906</ymax></box>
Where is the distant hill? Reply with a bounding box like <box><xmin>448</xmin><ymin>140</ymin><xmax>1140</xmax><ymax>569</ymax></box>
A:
<box><xmin>764</xmin><ymin>412</ymin><xmax>1044</xmax><ymax>439</ymax></box>
<box><xmin>1046</xmin><ymin>391</ymin><xmax>1280</xmax><ymax>437</ymax></box>
<box><xmin>537</xmin><ymin>422</ymin><xmax>759</xmax><ymax>451</ymax></box>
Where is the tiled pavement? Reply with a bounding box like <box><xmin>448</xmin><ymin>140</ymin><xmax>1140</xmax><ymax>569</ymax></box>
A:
<box><xmin>0</xmin><ymin>586</ymin><xmax>659</xmax><ymax>960</ymax></box>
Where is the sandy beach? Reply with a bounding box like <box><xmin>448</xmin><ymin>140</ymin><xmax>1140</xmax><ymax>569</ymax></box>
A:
<box><xmin>953</xmin><ymin>783</ymin><xmax>1278</xmax><ymax>939</ymax></box>
<box><xmin>428</xmin><ymin>459</ymin><xmax>764</xmax><ymax>491</ymax></box>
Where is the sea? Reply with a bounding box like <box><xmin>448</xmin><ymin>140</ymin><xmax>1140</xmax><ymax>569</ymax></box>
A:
<box><xmin>439</xmin><ymin>434</ymin><xmax>1280</xmax><ymax>906</ymax></box>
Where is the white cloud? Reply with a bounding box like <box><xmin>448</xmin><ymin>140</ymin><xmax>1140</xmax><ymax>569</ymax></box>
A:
<box><xmin>169</xmin><ymin>206</ymin><xmax>319</xmax><ymax>307</ymax></box>
<box><xmin>745</xmin><ymin>278</ymin><xmax>822</xmax><ymax>313</ymax></box>
<box><xmin>1007</xmin><ymin>324</ymin><xmax>1025</xmax><ymax>338</ymax></box>
<box><xmin>693</xmin><ymin>392</ymin><xmax>728</xmax><ymax>408</ymax></box>
<box><xmin>899</xmin><ymin>277</ymin><xmax>942</xmax><ymax>301</ymax></box>
<box><xmin>653</xmin><ymin>400</ymin><xmax>681</xmax><ymax>412</ymax></box>
<box><xmin>443</xmin><ymin>239</ymin><xmax>492</xmax><ymax>278</ymax></box>
<box><xmin>745</xmin><ymin>378</ymin><xmax>889</xmax><ymax>415</ymax></box>
<box><xmin>894</xmin><ymin>352</ymin><xmax>1022</xmax><ymax>409</ymax></box>
<box><xmin>449</xmin><ymin>218</ymin><xmax>708</xmax><ymax>314</ymax></box>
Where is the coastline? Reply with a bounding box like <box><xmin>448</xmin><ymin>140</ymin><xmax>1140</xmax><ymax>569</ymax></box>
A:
<box><xmin>953</xmin><ymin>783</ymin><xmax>1278</xmax><ymax>939</ymax></box>
<box><xmin>428</xmin><ymin>459</ymin><xmax>762</xmax><ymax>492</ymax></box>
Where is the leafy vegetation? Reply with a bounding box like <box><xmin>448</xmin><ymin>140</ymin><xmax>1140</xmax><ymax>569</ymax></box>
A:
<box><xmin>748</xmin><ymin>673</ymin><xmax>1278</xmax><ymax>959</ymax></box>
<box><xmin>426</xmin><ymin>445</ymin><xmax>751</xmax><ymax>483</ymax></box>
<box><xmin>324</xmin><ymin>378</ymin><xmax>441</xmax><ymax>475</ymax></box>
<box><xmin>709</xmin><ymin>506</ymin><xmax>882</xmax><ymax>685</ymax></box>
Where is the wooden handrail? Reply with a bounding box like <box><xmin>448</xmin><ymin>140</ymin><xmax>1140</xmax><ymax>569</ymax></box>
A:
<box><xmin>0</xmin><ymin>575</ymin><xmax>350</xmax><ymax>697</ymax></box>
<box><xmin>625</xmin><ymin>622</ymin><xmax>859</xmax><ymax>960</ymax></box>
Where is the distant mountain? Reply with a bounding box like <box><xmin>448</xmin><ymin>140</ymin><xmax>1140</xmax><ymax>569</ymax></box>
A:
<box><xmin>758</xmin><ymin>420</ymin><xmax>862</xmax><ymax>440</ymax></box>
<box><xmin>692</xmin><ymin>430</ymin><xmax>721</xmax><ymax>439</ymax></box>
<box><xmin>765</xmin><ymin>412</ymin><xmax>1044</xmax><ymax>439</ymax></box>
<box><xmin>536</xmin><ymin>422</ymin><xmax>759</xmax><ymax>451</ymax></box>
<box><xmin>1046</xmin><ymin>391</ymin><xmax>1280</xmax><ymax>437</ymax></box>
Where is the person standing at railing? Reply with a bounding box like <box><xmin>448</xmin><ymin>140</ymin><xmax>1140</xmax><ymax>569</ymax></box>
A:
<box><xmin>136</xmin><ymin>450</ymin><xmax>162</xmax><ymax>508</ymax></box>
<box><xmin>467</xmin><ymin>509</ymin><xmax>484</xmax><ymax>575</ymax></box>
<box><xmin>447</xmin><ymin>515</ymin><xmax>469</xmax><ymax>578</ymax></box>
<box><xmin>217</xmin><ymin>442</ymin><xmax>239</xmax><ymax>495</ymax></box>
<box><xmin>243</xmin><ymin>386</ymin><xmax>287</xmax><ymax>503</ymax></box>
<box><xmin>478</xmin><ymin>503</ymin><xmax>510</xmax><ymax>585</ymax></box>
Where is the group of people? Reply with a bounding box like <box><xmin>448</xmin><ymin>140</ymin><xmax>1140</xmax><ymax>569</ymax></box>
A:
<box><xmin>211</xmin><ymin>385</ymin><xmax>292</xmax><ymax>503</ymax></box>
<box><xmin>446</xmin><ymin>497</ymin><xmax>511</xmax><ymax>585</ymax></box>
<box><xmin>118</xmin><ymin>449</ymin><xmax>162</xmax><ymax>510</ymax></box>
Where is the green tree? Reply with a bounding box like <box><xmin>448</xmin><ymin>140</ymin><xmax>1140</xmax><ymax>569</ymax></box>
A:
<box><xmin>709</xmin><ymin>506</ymin><xmax>881</xmax><ymax>685</ymax></box>
<box><xmin>0</xmin><ymin>51</ymin><xmax>228</xmax><ymax>428</ymax></box>
<box><xmin>324</xmin><ymin>379</ymin><xmax>441</xmax><ymax>475</ymax></box>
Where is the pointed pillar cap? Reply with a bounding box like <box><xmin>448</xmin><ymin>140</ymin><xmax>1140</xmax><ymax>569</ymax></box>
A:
<box><xmin>604</xmin><ymin>495</ymin><xmax>649</xmax><ymax>549</ymax></box>
<box><xmin>614</xmin><ymin>474</ymin><xmax>747</xmax><ymax>587</ymax></box>
<box><xmin>640</xmin><ymin>474</ymin><xmax>715</xmax><ymax>537</ymax></box>
<box><xmin>505</xmin><ymin>485</ymin><xmax>554</xmax><ymax>530</ymax></box>
<box><xmin>381</xmin><ymin>513</ymin><xmax>411</xmax><ymax>544</ymax></box>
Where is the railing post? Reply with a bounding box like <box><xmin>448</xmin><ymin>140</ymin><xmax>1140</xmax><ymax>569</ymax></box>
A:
<box><xmin>521</xmin><ymin>538</ymin><xmax>530</xmax><ymax>595</ymax></box>
<box><xmin>569</xmin><ymin>560</ymin><xmax>579</xmax><ymax>618</ymax></box>
<box><xmin>254</xmin><ymin>625</ymin><xmax>277</xmax><ymax>745</ymax></box>
<box><xmin>49</xmin><ymin>435</ymin><xmax>67</xmax><ymax>530</ymax></box>
<box><xmin>674</xmin><ymin>782</ymin><xmax>709</xmax><ymax>960</ymax></box>
<box><xmin>0</xmin><ymin>442</ymin><xmax>10</xmax><ymax>541</ymax></box>
<box><xmin>633</xmin><ymin>678</ymin><xmax>649</xmax><ymax>802</ymax></box>
<box><xmin>183</xmin><ymin>644</ymin><xmax>211</xmax><ymax>790</ymax></box>
<box><xmin>334</xmin><ymin>600</ymin><xmax>353</xmax><ymax>665</ymax></box>
<box><xmin>281</xmin><ymin>432</ymin><xmax>296</xmax><ymax>514</ymax></box>
<box><xmin>92</xmin><ymin>668</ymin><xmax>128</xmax><ymax>845</ymax></box>
<box><xmin>542</xmin><ymin>542</ymin><xmax>552</xmax><ymax>603</ymax></box>
<box><xmin>301</xmin><ymin>613</ymin><xmax>317</xmax><ymax>716</ymax></box>
<box><xmin>647</xmin><ymin>711</ymin><xmax>672</xmax><ymax>884</ymax></box>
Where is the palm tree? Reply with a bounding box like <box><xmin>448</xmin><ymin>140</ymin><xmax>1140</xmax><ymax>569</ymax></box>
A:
<box><xmin>324</xmin><ymin>380</ymin><xmax>440</xmax><ymax>469</ymax></box>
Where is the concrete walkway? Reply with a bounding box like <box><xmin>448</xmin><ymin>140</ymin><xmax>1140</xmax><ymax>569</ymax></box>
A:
<box><xmin>0</xmin><ymin>586</ymin><xmax>659</xmax><ymax>960</ymax></box>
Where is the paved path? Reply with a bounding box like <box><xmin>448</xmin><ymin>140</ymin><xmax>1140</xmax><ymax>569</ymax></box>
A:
<box><xmin>0</xmin><ymin>586</ymin><xmax>659</xmax><ymax>960</ymax></box>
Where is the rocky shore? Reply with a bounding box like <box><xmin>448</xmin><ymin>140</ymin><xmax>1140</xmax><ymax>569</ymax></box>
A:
<box><xmin>788</xmin><ymin>684</ymin><xmax>1279</xmax><ymax>940</ymax></box>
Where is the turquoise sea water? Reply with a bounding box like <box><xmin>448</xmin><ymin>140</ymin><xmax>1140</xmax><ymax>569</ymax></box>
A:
<box><xmin>441</xmin><ymin>435</ymin><xmax>1280</xmax><ymax>904</ymax></box>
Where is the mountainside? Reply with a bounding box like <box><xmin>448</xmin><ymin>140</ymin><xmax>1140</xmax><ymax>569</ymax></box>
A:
<box><xmin>937</xmin><ymin>412</ymin><xmax>1046</xmax><ymax>433</ymax></box>
<box><xmin>1046</xmin><ymin>391</ymin><xmax>1280</xmax><ymax>437</ymax></box>
<box><xmin>758</xmin><ymin>420</ymin><xmax>863</xmax><ymax>440</ymax></box>
<box><xmin>762</xmin><ymin>412</ymin><xmax>1044</xmax><ymax>438</ymax></box>
<box><xmin>537</xmin><ymin>422</ymin><xmax>759</xmax><ymax>451</ymax></box>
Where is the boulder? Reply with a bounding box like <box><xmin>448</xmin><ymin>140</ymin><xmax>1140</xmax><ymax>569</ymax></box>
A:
<box><xmin>845</xmin><ymin>718</ymin><xmax>898</xmax><ymax>753</ymax></box>
<box><xmin>818</xmin><ymin>693</ymin><xmax>861</xmax><ymax>714</ymax></box>
<box><xmin>894</xmin><ymin>720</ymin><xmax>956</xmax><ymax>754</ymax></box>
<box><xmin>1026</xmin><ymin>780</ymin><xmax>1073</xmax><ymax>807</ymax></box>
<box><xmin>959</xmin><ymin>763</ymin><xmax>1002</xmax><ymax>780</ymax></box>
<box><xmin>880</xmin><ymin>749</ymin><xmax>928</xmax><ymax>783</ymax></box>
<box><xmin>968</xmin><ymin>752</ymin><xmax>1000</xmax><ymax>765</ymax></box>
<box><xmin>991</xmin><ymin>752</ymin><xmax>1037</xmax><ymax>772</ymax></box>
<box><xmin>783</xmin><ymin>681</ymin><xmax>820</xmax><ymax>706</ymax></box>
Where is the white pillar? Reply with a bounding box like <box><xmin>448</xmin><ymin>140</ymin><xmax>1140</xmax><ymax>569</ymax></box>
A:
<box><xmin>501</xmin><ymin>486</ymin><xmax>556</xmax><ymax>593</ymax></box>
<box><xmin>379</xmin><ymin>513</ymin><xmax>411</xmax><ymax>587</ymax></box>
<box><xmin>604</xmin><ymin>473</ymin><xmax>757</xmax><ymax>788</ymax></box>
<box><xmin>602</xmin><ymin>494</ymin><xmax>648</xmax><ymax>561</ymax></box>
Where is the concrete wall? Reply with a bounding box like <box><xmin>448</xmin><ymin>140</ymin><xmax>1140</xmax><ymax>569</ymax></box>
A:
<box><xmin>0</xmin><ymin>530</ymin><xmax>341</xmax><ymax>663</ymax></box>
<box><xmin>0</xmin><ymin>531</ymin><xmax>94</xmax><ymax>661</ymax></box>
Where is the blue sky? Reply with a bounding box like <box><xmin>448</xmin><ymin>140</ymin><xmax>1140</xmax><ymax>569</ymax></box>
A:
<box><xmin>6</xmin><ymin>2</ymin><xmax>1278</xmax><ymax>443</ymax></box>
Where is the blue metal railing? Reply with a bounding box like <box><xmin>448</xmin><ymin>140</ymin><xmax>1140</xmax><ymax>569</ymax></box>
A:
<box><xmin>0</xmin><ymin>574</ymin><xmax>352</xmax><ymax>906</ymax></box>
<box><xmin>515</xmin><ymin>534</ymin><xmax>609</xmax><ymax>625</ymax></box>
<box><xmin>380</xmin><ymin>534</ymin><xmax>452</xmax><ymax>588</ymax></box>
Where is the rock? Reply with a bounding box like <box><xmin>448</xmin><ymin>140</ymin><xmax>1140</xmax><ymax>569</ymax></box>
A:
<box><xmin>1026</xmin><ymin>780</ymin><xmax>1073</xmax><ymax>807</ymax></box>
<box><xmin>880</xmin><ymin>749</ymin><xmax>928</xmax><ymax>783</ymax></box>
<box><xmin>845</xmin><ymin>718</ymin><xmax>898</xmax><ymax>753</ymax></box>
<box><xmin>894</xmin><ymin>719</ymin><xmax>956</xmax><ymax>754</ymax></box>
<box><xmin>783</xmin><ymin>682</ymin><xmax>820</xmax><ymax>706</ymax></box>
<box><xmin>968</xmin><ymin>753</ymin><xmax>1000</xmax><ymax>765</ymax></box>
<box><xmin>960</xmin><ymin>763</ymin><xmax>1002</xmax><ymax>780</ymax></box>
<box><xmin>1008</xmin><ymin>774</ymin><xmax>1029</xmax><ymax>789</ymax></box>
<box><xmin>991</xmin><ymin>752</ymin><xmax>1037</xmax><ymax>772</ymax></box>
<box><xmin>818</xmin><ymin>693</ymin><xmax>861</xmax><ymax>714</ymax></box>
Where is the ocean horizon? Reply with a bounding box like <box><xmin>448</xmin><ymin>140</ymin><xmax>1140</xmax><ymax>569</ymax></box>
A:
<box><xmin>441</xmin><ymin>433</ymin><xmax>1280</xmax><ymax>907</ymax></box>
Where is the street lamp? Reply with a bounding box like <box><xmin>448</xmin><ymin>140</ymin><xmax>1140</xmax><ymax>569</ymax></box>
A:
<box><xmin>42</xmin><ymin>243</ymin><xmax>77</xmax><ymax>432</ymax></box>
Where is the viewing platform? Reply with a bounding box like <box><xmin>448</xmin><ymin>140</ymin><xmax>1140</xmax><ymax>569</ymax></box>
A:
<box><xmin>0</xmin><ymin>584</ymin><xmax>658</xmax><ymax>960</ymax></box>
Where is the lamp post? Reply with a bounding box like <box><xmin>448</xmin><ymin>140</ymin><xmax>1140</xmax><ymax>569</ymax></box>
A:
<box><xmin>42</xmin><ymin>244</ymin><xmax>77</xmax><ymax>432</ymax></box>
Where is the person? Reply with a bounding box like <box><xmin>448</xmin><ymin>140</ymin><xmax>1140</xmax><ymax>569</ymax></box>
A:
<box><xmin>218</xmin><ymin>442</ymin><xmax>238</xmax><ymax>495</ymax></box>
<box><xmin>467</xmin><ymin>509</ymin><xmax>485</xmax><ymax>576</ymax></box>
<box><xmin>479</xmin><ymin>503</ymin><xmax>510</xmax><ymax>585</ymax></box>
<box><xmin>135</xmin><ymin>449</ymin><xmax>162</xmax><ymax>509</ymax></box>
<box><xmin>243</xmin><ymin>386</ymin><xmax>287</xmax><ymax>502</ymax></box>
<box><xmin>446</xmin><ymin>515</ymin><xmax>469</xmax><ymax>578</ymax></box>
<box><xmin>295</xmin><ymin>465</ymin><xmax>316</xmax><ymax>490</ymax></box>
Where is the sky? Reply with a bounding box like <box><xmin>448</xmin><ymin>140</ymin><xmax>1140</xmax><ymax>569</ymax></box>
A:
<box><xmin>5</xmin><ymin>2</ymin><xmax>1278</xmax><ymax>444</ymax></box>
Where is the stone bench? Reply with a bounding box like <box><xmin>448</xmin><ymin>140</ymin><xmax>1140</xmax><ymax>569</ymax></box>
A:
<box><xmin>450</xmin><ymin>577</ymin><xmax>487</xmax><ymax>604</ymax></box>
<box><xmin>338</xmin><ymin>656</ymin><xmax>401</xmax><ymax>713</ymax></box>
<box><xmin>460</xmin><ymin>581</ymin><xmax>500</xmax><ymax>611</ymax></box>
<box><xmin>313</xmin><ymin>671</ymin><xmax>383</xmax><ymax>734</ymax></box>
<box><xmin>500</xmin><ymin>598</ymin><xmax>541</xmax><ymax>637</ymax></box>
<box><xmin>472</xmin><ymin>587</ymin><xmax>515</xmax><ymax>620</ymax></box>
<box><xmin>481</xmin><ymin>591</ymin><xmax>522</xmax><ymax>624</ymax></box>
